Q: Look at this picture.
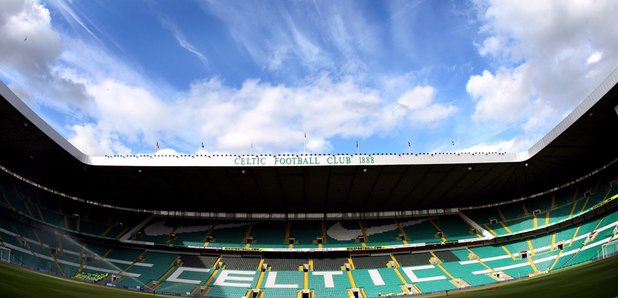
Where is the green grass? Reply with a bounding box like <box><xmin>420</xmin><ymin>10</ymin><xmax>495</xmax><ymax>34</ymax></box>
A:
<box><xmin>429</xmin><ymin>255</ymin><xmax>618</xmax><ymax>298</ymax></box>
<box><xmin>0</xmin><ymin>261</ymin><xmax>178</xmax><ymax>298</ymax></box>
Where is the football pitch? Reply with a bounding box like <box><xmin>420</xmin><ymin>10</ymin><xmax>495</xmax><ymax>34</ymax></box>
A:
<box><xmin>0</xmin><ymin>256</ymin><xmax>617</xmax><ymax>298</ymax></box>
<box><xmin>0</xmin><ymin>261</ymin><xmax>177</xmax><ymax>298</ymax></box>
<box><xmin>430</xmin><ymin>255</ymin><xmax>618</xmax><ymax>298</ymax></box>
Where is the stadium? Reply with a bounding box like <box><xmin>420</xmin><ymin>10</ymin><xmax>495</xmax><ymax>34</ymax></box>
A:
<box><xmin>2</xmin><ymin>1</ymin><xmax>618</xmax><ymax>298</ymax></box>
<box><xmin>1</xmin><ymin>65</ymin><xmax>618</xmax><ymax>297</ymax></box>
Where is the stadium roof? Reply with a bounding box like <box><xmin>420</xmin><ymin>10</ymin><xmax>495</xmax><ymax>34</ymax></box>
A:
<box><xmin>0</xmin><ymin>71</ymin><xmax>617</xmax><ymax>215</ymax></box>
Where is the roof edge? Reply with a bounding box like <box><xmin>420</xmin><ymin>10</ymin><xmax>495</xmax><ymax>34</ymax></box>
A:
<box><xmin>526</xmin><ymin>67</ymin><xmax>618</xmax><ymax>157</ymax></box>
<box><xmin>0</xmin><ymin>81</ymin><xmax>90</xmax><ymax>165</ymax></box>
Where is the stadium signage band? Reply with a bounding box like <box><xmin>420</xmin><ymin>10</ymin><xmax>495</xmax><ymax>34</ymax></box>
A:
<box><xmin>92</xmin><ymin>152</ymin><xmax>516</xmax><ymax>167</ymax></box>
<box><xmin>234</xmin><ymin>155</ymin><xmax>375</xmax><ymax>166</ymax></box>
<box><xmin>186</xmin><ymin>242</ymin><xmax>431</xmax><ymax>253</ymax></box>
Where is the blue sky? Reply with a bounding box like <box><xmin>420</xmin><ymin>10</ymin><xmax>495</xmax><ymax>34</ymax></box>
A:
<box><xmin>0</xmin><ymin>0</ymin><xmax>616</xmax><ymax>155</ymax></box>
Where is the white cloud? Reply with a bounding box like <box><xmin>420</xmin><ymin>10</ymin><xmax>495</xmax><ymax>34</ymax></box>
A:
<box><xmin>66</xmin><ymin>78</ymin><xmax>177</xmax><ymax>155</ymax></box>
<box><xmin>469</xmin><ymin>0</ymin><xmax>618</xmax><ymax>148</ymax></box>
<box><xmin>159</xmin><ymin>18</ymin><xmax>209</xmax><ymax>67</ymax></box>
<box><xmin>478</xmin><ymin>36</ymin><xmax>502</xmax><ymax>57</ymax></box>
<box><xmin>475</xmin><ymin>0</ymin><xmax>618</xmax><ymax>106</ymax></box>
<box><xmin>306</xmin><ymin>138</ymin><xmax>333</xmax><ymax>153</ymax></box>
<box><xmin>185</xmin><ymin>76</ymin><xmax>385</xmax><ymax>153</ymax></box>
<box><xmin>64</xmin><ymin>73</ymin><xmax>458</xmax><ymax>155</ymax></box>
<box><xmin>388</xmin><ymin>85</ymin><xmax>458</xmax><ymax>128</ymax></box>
<box><xmin>199</xmin><ymin>1</ymin><xmax>330</xmax><ymax>75</ymax></box>
<box><xmin>155</xmin><ymin>148</ymin><xmax>180</xmax><ymax>155</ymax></box>
<box><xmin>199</xmin><ymin>1</ymin><xmax>378</xmax><ymax>78</ymax></box>
<box><xmin>397</xmin><ymin>86</ymin><xmax>434</xmax><ymax>110</ymax></box>
<box><xmin>59</xmin><ymin>38</ymin><xmax>154</xmax><ymax>88</ymax></box>
<box><xmin>46</xmin><ymin>0</ymin><xmax>101</xmax><ymax>43</ymax></box>
<box><xmin>459</xmin><ymin>137</ymin><xmax>530</xmax><ymax>154</ymax></box>
<box><xmin>410</xmin><ymin>103</ymin><xmax>457</xmax><ymax>125</ymax></box>
<box><xmin>586</xmin><ymin>51</ymin><xmax>603</xmax><ymax>65</ymax></box>
<box><xmin>466</xmin><ymin>65</ymin><xmax>534</xmax><ymax>124</ymax></box>
<box><xmin>266</xmin><ymin>43</ymin><xmax>291</xmax><ymax>71</ymax></box>
<box><xmin>68</xmin><ymin>123</ymin><xmax>131</xmax><ymax>155</ymax></box>
<box><xmin>0</xmin><ymin>0</ymin><xmax>61</xmax><ymax>75</ymax></box>
<box><xmin>87</xmin><ymin>80</ymin><xmax>169</xmax><ymax>140</ymax></box>
<box><xmin>380</xmin><ymin>72</ymin><xmax>419</xmax><ymax>93</ymax></box>
<box><xmin>0</xmin><ymin>0</ymin><xmax>89</xmax><ymax>108</ymax></box>
<box><xmin>521</xmin><ymin>98</ymin><xmax>554</xmax><ymax>135</ymax></box>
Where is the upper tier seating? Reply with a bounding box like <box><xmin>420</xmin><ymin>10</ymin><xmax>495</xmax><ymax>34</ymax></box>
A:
<box><xmin>2</xmin><ymin>165</ymin><xmax>615</xmax><ymax>252</ymax></box>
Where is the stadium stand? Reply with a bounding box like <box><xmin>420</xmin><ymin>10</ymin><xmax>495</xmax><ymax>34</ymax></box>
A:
<box><xmin>400</xmin><ymin>218</ymin><xmax>443</xmax><ymax>244</ymax></box>
<box><xmin>219</xmin><ymin>255</ymin><xmax>261</xmax><ymax>270</ymax></box>
<box><xmin>357</xmin><ymin>219</ymin><xmax>403</xmax><ymax>246</ymax></box>
<box><xmin>249</xmin><ymin>221</ymin><xmax>288</xmax><ymax>248</ymax></box>
<box><xmin>394</xmin><ymin>252</ymin><xmax>433</xmax><ymax>266</ymax></box>
<box><xmin>0</xmin><ymin>153</ymin><xmax>616</xmax><ymax>296</ymax></box>
<box><xmin>352</xmin><ymin>255</ymin><xmax>391</xmax><ymax>269</ymax></box>
<box><xmin>2</xmin><ymin>166</ymin><xmax>616</xmax><ymax>253</ymax></box>
<box><xmin>209</xmin><ymin>222</ymin><xmax>250</xmax><ymax>248</ymax></box>
<box><xmin>263</xmin><ymin>257</ymin><xmax>306</xmax><ymax>271</ymax></box>
<box><xmin>289</xmin><ymin>220</ymin><xmax>323</xmax><ymax>248</ymax></box>
<box><xmin>307</xmin><ymin>269</ymin><xmax>350</xmax><ymax>297</ymax></box>
<box><xmin>312</xmin><ymin>257</ymin><xmax>347</xmax><ymax>271</ymax></box>
<box><xmin>0</xmin><ymin>205</ymin><xmax>617</xmax><ymax>296</ymax></box>
<box><xmin>325</xmin><ymin>220</ymin><xmax>364</xmax><ymax>248</ymax></box>
<box><xmin>352</xmin><ymin>268</ymin><xmax>406</xmax><ymax>297</ymax></box>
